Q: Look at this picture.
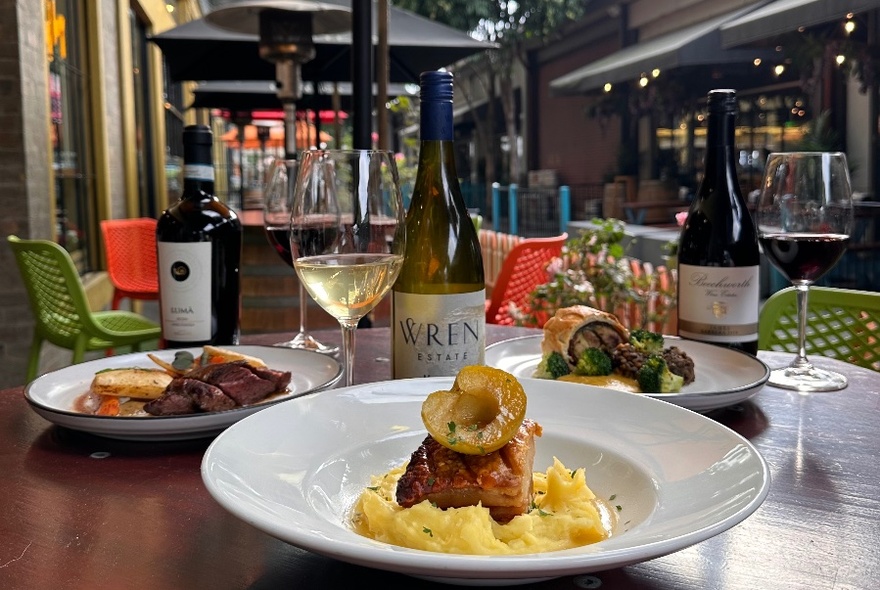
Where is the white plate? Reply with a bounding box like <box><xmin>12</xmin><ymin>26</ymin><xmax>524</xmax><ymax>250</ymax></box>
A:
<box><xmin>485</xmin><ymin>335</ymin><xmax>770</xmax><ymax>413</ymax></box>
<box><xmin>24</xmin><ymin>345</ymin><xmax>343</xmax><ymax>441</ymax></box>
<box><xmin>202</xmin><ymin>377</ymin><xmax>770</xmax><ymax>586</ymax></box>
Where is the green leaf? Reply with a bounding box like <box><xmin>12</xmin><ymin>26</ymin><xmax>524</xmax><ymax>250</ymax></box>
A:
<box><xmin>172</xmin><ymin>351</ymin><xmax>195</xmax><ymax>371</ymax></box>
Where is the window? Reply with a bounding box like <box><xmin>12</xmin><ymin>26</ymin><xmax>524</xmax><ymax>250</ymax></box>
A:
<box><xmin>49</xmin><ymin>0</ymin><xmax>94</xmax><ymax>273</ymax></box>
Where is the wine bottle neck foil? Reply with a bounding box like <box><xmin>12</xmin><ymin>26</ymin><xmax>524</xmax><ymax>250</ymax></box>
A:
<box><xmin>419</xmin><ymin>71</ymin><xmax>454</xmax><ymax>141</ymax></box>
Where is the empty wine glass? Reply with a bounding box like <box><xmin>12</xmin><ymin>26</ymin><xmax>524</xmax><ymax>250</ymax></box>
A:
<box><xmin>263</xmin><ymin>158</ymin><xmax>339</xmax><ymax>354</ymax></box>
<box><xmin>289</xmin><ymin>150</ymin><xmax>405</xmax><ymax>386</ymax></box>
<box><xmin>756</xmin><ymin>152</ymin><xmax>854</xmax><ymax>391</ymax></box>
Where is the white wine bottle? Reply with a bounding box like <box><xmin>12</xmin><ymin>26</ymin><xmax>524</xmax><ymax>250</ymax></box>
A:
<box><xmin>157</xmin><ymin>125</ymin><xmax>242</xmax><ymax>348</ymax></box>
<box><xmin>391</xmin><ymin>71</ymin><xmax>486</xmax><ymax>378</ymax></box>
<box><xmin>677</xmin><ymin>89</ymin><xmax>759</xmax><ymax>355</ymax></box>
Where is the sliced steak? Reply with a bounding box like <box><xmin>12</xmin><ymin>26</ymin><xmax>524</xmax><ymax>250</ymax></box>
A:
<box><xmin>172</xmin><ymin>377</ymin><xmax>238</xmax><ymax>413</ymax></box>
<box><xmin>249</xmin><ymin>365</ymin><xmax>292</xmax><ymax>391</ymax></box>
<box><xmin>143</xmin><ymin>388</ymin><xmax>197</xmax><ymax>416</ymax></box>
<box><xmin>184</xmin><ymin>361</ymin><xmax>277</xmax><ymax>406</ymax></box>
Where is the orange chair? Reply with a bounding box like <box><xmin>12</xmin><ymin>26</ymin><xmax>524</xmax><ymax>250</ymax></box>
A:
<box><xmin>485</xmin><ymin>233</ymin><xmax>567</xmax><ymax>326</ymax></box>
<box><xmin>100</xmin><ymin>218</ymin><xmax>160</xmax><ymax>310</ymax></box>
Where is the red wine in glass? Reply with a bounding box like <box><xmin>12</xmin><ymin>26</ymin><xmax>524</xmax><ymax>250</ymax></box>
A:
<box><xmin>759</xmin><ymin>233</ymin><xmax>849</xmax><ymax>283</ymax></box>
<box><xmin>265</xmin><ymin>227</ymin><xmax>293</xmax><ymax>267</ymax></box>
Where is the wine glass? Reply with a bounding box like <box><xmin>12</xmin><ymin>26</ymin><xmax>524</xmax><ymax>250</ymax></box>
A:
<box><xmin>263</xmin><ymin>158</ymin><xmax>339</xmax><ymax>354</ymax></box>
<box><xmin>289</xmin><ymin>150</ymin><xmax>406</xmax><ymax>387</ymax></box>
<box><xmin>756</xmin><ymin>152</ymin><xmax>854</xmax><ymax>391</ymax></box>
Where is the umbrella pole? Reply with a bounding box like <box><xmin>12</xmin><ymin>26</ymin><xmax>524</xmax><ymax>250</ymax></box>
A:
<box><xmin>352</xmin><ymin>0</ymin><xmax>372</xmax><ymax>149</ymax></box>
<box><xmin>275</xmin><ymin>59</ymin><xmax>302</xmax><ymax>160</ymax></box>
<box><xmin>232</xmin><ymin>111</ymin><xmax>251</xmax><ymax>209</ymax></box>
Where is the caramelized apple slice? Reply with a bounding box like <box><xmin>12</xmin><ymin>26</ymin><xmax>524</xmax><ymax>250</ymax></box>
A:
<box><xmin>421</xmin><ymin>366</ymin><xmax>526</xmax><ymax>455</ymax></box>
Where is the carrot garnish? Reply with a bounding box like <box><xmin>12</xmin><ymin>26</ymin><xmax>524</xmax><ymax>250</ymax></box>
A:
<box><xmin>96</xmin><ymin>396</ymin><xmax>120</xmax><ymax>416</ymax></box>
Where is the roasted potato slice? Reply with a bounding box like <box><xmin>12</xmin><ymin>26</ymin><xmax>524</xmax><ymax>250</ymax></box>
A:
<box><xmin>91</xmin><ymin>368</ymin><xmax>173</xmax><ymax>400</ymax></box>
<box><xmin>202</xmin><ymin>346</ymin><xmax>266</xmax><ymax>368</ymax></box>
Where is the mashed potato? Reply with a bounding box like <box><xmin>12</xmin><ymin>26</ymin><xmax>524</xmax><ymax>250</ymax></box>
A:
<box><xmin>351</xmin><ymin>458</ymin><xmax>614</xmax><ymax>555</ymax></box>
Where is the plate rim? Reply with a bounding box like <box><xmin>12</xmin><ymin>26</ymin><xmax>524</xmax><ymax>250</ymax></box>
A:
<box><xmin>201</xmin><ymin>376</ymin><xmax>771</xmax><ymax>582</ymax></box>
<box><xmin>23</xmin><ymin>345</ymin><xmax>343</xmax><ymax>439</ymax></box>
<box><xmin>485</xmin><ymin>334</ymin><xmax>770</xmax><ymax>404</ymax></box>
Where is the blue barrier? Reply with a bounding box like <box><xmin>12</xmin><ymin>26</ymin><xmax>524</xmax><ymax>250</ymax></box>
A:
<box><xmin>560</xmin><ymin>185</ymin><xmax>571</xmax><ymax>232</ymax></box>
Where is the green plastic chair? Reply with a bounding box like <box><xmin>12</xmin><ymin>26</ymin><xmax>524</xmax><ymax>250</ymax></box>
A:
<box><xmin>759</xmin><ymin>286</ymin><xmax>880</xmax><ymax>372</ymax></box>
<box><xmin>8</xmin><ymin>236</ymin><xmax>161</xmax><ymax>382</ymax></box>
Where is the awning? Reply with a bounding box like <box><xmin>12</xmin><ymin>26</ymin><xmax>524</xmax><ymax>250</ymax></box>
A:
<box><xmin>721</xmin><ymin>0</ymin><xmax>880</xmax><ymax>47</ymax></box>
<box><xmin>550</xmin><ymin>5</ymin><xmax>767</xmax><ymax>95</ymax></box>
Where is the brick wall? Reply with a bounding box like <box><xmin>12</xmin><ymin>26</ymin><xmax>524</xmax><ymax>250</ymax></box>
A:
<box><xmin>0</xmin><ymin>0</ymin><xmax>54</xmax><ymax>388</ymax></box>
<box><xmin>535</xmin><ymin>32</ymin><xmax>622</xmax><ymax>187</ymax></box>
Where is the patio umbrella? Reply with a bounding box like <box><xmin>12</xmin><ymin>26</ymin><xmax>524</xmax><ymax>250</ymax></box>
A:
<box><xmin>149</xmin><ymin>2</ymin><xmax>490</xmax><ymax>84</ymax></box>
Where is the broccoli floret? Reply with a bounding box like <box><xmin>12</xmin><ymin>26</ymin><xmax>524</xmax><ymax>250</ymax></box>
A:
<box><xmin>629</xmin><ymin>329</ymin><xmax>664</xmax><ymax>355</ymax></box>
<box><xmin>574</xmin><ymin>348</ymin><xmax>613</xmax><ymax>376</ymax></box>
<box><xmin>539</xmin><ymin>351</ymin><xmax>571</xmax><ymax>379</ymax></box>
<box><xmin>637</xmin><ymin>354</ymin><xmax>684</xmax><ymax>393</ymax></box>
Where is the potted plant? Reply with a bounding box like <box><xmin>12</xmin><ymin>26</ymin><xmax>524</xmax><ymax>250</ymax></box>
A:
<box><xmin>508</xmin><ymin>218</ymin><xmax>677</xmax><ymax>331</ymax></box>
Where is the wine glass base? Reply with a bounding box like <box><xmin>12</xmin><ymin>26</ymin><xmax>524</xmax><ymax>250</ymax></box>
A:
<box><xmin>272</xmin><ymin>332</ymin><xmax>339</xmax><ymax>356</ymax></box>
<box><xmin>768</xmin><ymin>365</ymin><xmax>848</xmax><ymax>392</ymax></box>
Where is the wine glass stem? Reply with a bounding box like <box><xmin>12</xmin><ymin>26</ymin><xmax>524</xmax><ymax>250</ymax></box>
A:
<box><xmin>340</xmin><ymin>322</ymin><xmax>357</xmax><ymax>387</ymax></box>
<box><xmin>298</xmin><ymin>283</ymin><xmax>309</xmax><ymax>335</ymax></box>
<box><xmin>794</xmin><ymin>283</ymin><xmax>811</xmax><ymax>368</ymax></box>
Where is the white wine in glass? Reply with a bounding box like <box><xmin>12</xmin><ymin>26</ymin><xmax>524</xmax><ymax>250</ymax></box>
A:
<box><xmin>263</xmin><ymin>158</ymin><xmax>339</xmax><ymax>354</ymax></box>
<box><xmin>756</xmin><ymin>152</ymin><xmax>854</xmax><ymax>392</ymax></box>
<box><xmin>290</xmin><ymin>150</ymin><xmax>405</xmax><ymax>386</ymax></box>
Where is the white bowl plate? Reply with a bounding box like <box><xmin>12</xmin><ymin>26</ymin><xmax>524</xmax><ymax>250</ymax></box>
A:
<box><xmin>202</xmin><ymin>376</ymin><xmax>770</xmax><ymax>585</ymax></box>
<box><xmin>24</xmin><ymin>345</ymin><xmax>343</xmax><ymax>441</ymax></box>
<box><xmin>485</xmin><ymin>335</ymin><xmax>770</xmax><ymax>412</ymax></box>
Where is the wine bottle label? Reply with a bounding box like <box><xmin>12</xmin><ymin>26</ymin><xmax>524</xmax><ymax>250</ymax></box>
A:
<box><xmin>678</xmin><ymin>264</ymin><xmax>759</xmax><ymax>342</ymax></box>
<box><xmin>157</xmin><ymin>241</ymin><xmax>213</xmax><ymax>342</ymax></box>
<box><xmin>184</xmin><ymin>164</ymin><xmax>214</xmax><ymax>182</ymax></box>
<box><xmin>391</xmin><ymin>290</ymin><xmax>486</xmax><ymax>378</ymax></box>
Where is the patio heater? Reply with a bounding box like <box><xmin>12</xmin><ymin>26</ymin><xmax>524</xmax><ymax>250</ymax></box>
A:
<box><xmin>205</xmin><ymin>1</ymin><xmax>351</xmax><ymax>159</ymax></box>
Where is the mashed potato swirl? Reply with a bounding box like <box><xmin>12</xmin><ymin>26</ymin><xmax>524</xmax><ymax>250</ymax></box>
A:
<box><xmin>351</xmin><ymin>458</ymin><xmax>613</xmax><ymax>555</ymax></box>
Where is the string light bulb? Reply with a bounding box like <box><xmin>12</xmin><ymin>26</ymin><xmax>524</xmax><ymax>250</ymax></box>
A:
<box><xmin>753</xmin><ymin>58</ymin><xmax>762</xmax><ymax>66</ymax></box>
<box><xmin>774</xmin><ymin>64</ymin><xmax>785</xmax><ymax>76</ymax></box>
<box><xmin>651</xmin><ymin>68</ymin><xmax>661</xmax><ymax>78</ymax></box>
<box><xmin>836</xmin><ymin>54</ymin><xmax>846</xmax><ymax>65</ymax></box>
<box><xmin>844</xmin><ymin>19</ymin><xmax>856</xmax><ymax>34</ymax></box>
<box><xmin>639</xmin><ymin>76</ymin><xmax>649</xmax><ymax>88</ymax></box>
<box><xmin>603</xmin><ymin>82</ymin><xmax>612</xmax><ymax>93</ymax></box>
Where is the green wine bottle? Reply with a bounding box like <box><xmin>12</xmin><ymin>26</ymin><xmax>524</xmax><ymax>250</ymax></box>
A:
<box><xmin>391</xmin><ymin>71</ymin><xmax>486</xmax><ymax>378</ymax></box>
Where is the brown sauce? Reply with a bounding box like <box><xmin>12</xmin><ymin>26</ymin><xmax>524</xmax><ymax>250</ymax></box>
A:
<box><xmin>557</xmin><ymin>374</ymin><xmax>641</xmax><ymax>393</ymax></box>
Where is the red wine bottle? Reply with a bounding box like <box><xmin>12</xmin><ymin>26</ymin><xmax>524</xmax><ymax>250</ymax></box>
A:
<box><xmin>677</xmin><ymin>89</ymin><xmax>759</xmax><ymax>355</ymax></box>
<box><xmin>157</xmin><ymin>125</ymin><xmax>242</xmax><ymax>348</ymax></box>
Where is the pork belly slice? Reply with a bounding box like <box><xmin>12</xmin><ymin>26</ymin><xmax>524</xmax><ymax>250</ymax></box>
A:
<box><xmin>396</xmin><ymin>419</ymin><xmax>543</xmax><ymax>523</ymax></box>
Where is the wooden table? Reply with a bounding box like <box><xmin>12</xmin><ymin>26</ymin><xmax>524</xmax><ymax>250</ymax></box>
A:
<box><xmin>2</xmin><ymin>326</ymin><xmax>879</xmax><ymax>589</ymax></box>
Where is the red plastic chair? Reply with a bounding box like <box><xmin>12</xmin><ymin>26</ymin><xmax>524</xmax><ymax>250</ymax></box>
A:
<box><xmin>485</xmin><ymin>233</ymin><xmax>567</xmax><ymax>326</ymax></box>
<box><xmin>100</xmin><ymin>218</ymin><xmax>160</xmax><ymax>310</ymax></box>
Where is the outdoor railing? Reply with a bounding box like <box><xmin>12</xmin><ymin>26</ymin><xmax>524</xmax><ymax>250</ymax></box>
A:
<box><xmin>485</xmin><ymin>182</ymin><xmax>604</xmax><ymax>237</ymax></box>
